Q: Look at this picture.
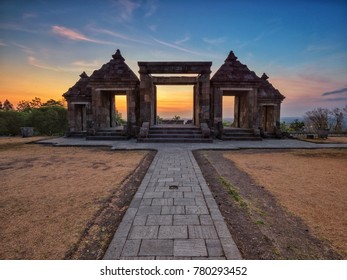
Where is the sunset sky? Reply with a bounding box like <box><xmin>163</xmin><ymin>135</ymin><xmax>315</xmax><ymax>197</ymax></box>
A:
<box><xmin>0</xmin><ymin>0</ymin><xmax>346</xmax><ymax>118</ymax></box>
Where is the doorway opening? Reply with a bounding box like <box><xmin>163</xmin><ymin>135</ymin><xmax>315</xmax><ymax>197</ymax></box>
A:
<box><xmin>114</xmin><ymin>95</ymin><xmax>127</xmax><ymax>126</ymax></box>
<box><xmin>156</xmin><ymin>85</ymin><xmax>194</xmax><ymax>125</ymax></box>
<box><xmin>222</xmin><ymin>96</ymin><xmax>235</xmax><ymax>127</ymax></box>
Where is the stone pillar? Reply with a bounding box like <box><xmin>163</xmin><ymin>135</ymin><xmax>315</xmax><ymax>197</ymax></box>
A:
<box><xmin>213</xmin><ymin>87</ymin><xmax>222</xmax><ymax>126</ymax></box>
<box><xmin>198</xmin><ymin>73</ymin><xmax>210</xmax><ymax>127</ymax></box>
<box><xmin>139</xmin><ymin>74</ymin><xmax>153</xmax><ymax>125</ymax></box>
<box><xmin>248</xmin><ymin>88</ymin><xmax>258</xmax><ymax>129</ymax></box>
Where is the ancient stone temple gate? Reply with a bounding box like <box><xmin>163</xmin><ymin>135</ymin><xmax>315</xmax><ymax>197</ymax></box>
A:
<box><xmin>63</xmin><ymin>50</ymin><xmax>285</xmax><ymax>141</ymax></box>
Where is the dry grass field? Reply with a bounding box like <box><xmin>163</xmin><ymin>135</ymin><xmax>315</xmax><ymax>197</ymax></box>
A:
<box><xmin>0</xmin><ymin>137</ymin><xmax>148</xmax><ymax>259</ymax></box>
<box><xmin>223</xmin><ymin>149</ymin><xmax>347</xmax><ymax>258</ymax></box>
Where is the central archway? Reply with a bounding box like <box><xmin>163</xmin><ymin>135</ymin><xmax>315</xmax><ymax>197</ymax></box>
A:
<box><xmin>156</xmin><ymin>85</ymin><xmax>194</xmax><ymax>124</ymax></box>
<box><xmin>138</xmin><ymin>61</ymin><xmax>212</xmax><ymax>127</ymax></box>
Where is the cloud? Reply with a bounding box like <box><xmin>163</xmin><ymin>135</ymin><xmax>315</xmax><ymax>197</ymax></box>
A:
<box><xmin>322</xmin><ymin>97</ymin><xmax>347</xmax><ymax>102</ymax></box>
<box><xmin>203</xmin><ymin>37</ymin><xmax>226</xmax><ymax>45</ymax></box>
<box><xmin>27</xmin><ymin>56</ymin><xmax>98</xmax><ymax>72</ymax></box>
<box><xmin>52</xmin><ymin>25</ymin><xmax>98</xmax><ymax>42</ymax></box>
<box><xmin>112</xmin><ymin>0</ymin><xmax>141</xmax><ymax>21</ymax></box>
<box><xmin>153</xmin><ymin>38</ymin><xmax>203</xmax><ymax>56</ymax></box>
<box><xmin>0</xmin><ymin>41</ymin><xmax>8</xmax><ymax>47</ymax></box>
<box><xmin>322</xmin><ymin>87</ymin><xmax>347</xmax><ymax>96</ymax></box>
<box><xmin>306</xmin><ymin>44</ymin><xmax>335</xmax><ymax>52</ymax></box>
<box><xmin>71</xmin><ymin>60</ymin><xmax>101</xmax><ymax>68</ymax></box>
<box><xmin>175</xmin><ymin>35</ymin><xmax>190</xmax><ymax>45</ymax></box>
<box><xmin>144</xmin><ymin>0</ymin><xmax>158</xmax><ymax>18</ymax></box>
<box><xmin>51</xmin><ymin>25</ymin><xmax>121</xmax><ymax>46</ymax></box>
<box><xmin>11</xmin><ymin>42</ymin><xmax>35</xmax><ymax>55</ymax></box>
<box><xmin>27</xmin><ymin>56</ymin><xmax>60</xmax><ymax>71</ymax></box>
<box><xmin>89</xmin><ymin>27</ymin><xmax>145</xmax><ymax>44</ymax></box>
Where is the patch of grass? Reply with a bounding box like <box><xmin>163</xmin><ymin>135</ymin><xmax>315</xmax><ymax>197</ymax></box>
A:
<box><xmin>218</xmin><ymin>176</ymin><xmax>248</xmax><ymax>210</ymax></box>
<box><xmin>255</xmin><ymin>220</ymin><xmax>265</xmax><ymax>225</ymax></box>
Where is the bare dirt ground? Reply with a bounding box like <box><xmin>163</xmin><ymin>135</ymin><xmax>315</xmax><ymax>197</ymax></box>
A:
<box><xmin>194</xmin><ymin>149</ymin><xmax>346</xmax><ymax>259</ymax></box>
<box><xmin>0</xmin><ymin>137</ymin><xmax>154</xmax><ymax>259</ymax></box>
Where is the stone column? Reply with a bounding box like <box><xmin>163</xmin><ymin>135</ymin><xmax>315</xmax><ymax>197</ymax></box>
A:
<box><xmin>198</xmin><ymin>73</ymin><xmax>210</xmax><ymax>126</ymax></box>
<box><xmin>139</xmin><ymin>74</ymin><xmax>153</xmax><ymax>125</ymax></box>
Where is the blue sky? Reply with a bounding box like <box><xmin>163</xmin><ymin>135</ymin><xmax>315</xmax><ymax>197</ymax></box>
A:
<box><xmin>0</xmin><ymin>0</ymin><xmax>346</xmax><ymax>117</ymax></box>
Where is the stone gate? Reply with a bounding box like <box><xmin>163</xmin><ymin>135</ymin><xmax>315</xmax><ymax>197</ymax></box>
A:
<box><xmin>63</xmin><ymin>49</ymin><xmax>285</xmax><ymax>141</ymax></box>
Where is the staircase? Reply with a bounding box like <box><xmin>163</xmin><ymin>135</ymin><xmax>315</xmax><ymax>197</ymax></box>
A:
<box><xmin>138</xmin><ymin>125</ymin><xmax>213</xmax><ymax>143</ymax></box>
<box><xmin>86</xmin><ymin>128</ymin><xmax>129</xmax><ymax>141</ymax></box>
<box><xmin>221</xmin><ymin>128</ymin><xmax>262</xmax><ymax>141</ymax></box>
<box><xmin>68</xmin><ymin>131</ymin><xmax>87</xmax><ymax>138</ymax></box>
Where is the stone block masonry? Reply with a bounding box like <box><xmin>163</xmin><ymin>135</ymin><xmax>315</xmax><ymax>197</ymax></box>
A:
<box><xmin>103</xmin><ymin>148</ymin><xmax>242</xmax><ymax>260</ymax></box>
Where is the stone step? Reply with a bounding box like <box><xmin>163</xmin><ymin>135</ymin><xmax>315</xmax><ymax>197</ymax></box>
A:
<box><xmin>148</xmin><ymin>134</ymin><xmax>203</xmax><ymax>139</ymax></box>
<box><xmin>68</xmin><ymin>132</ymin><xmax>87</xmax><ymax>138</ymax></box>
<box><xmin>221</xmin><ymin>136</ymin><xmax>262</xmax><ymax>141</ymax></box>
<box><xmin>149</xmin><ymin>131</ymin><xmax>203</xmax><ymax>135</ymax></box>
<box><xmin>86</xmin><ymin>136</ymin><xmax>129</xmax><ymax>141</ymax></box>
<box><xmin>138</xmin><ymin>137</ymin><xmax>213</xmax><ymax>143</ymax></box>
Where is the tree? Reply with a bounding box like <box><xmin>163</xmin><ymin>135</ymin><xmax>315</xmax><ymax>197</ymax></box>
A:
<box><xmin>330</xmin><ymin>107</ymin><xmax>344</xmax><ymax>133</ymax></box>
<box><xmin>304</xmin><ymin>107</ymin><xmax>330</xmax><ymax>132</ymax></box>
<box><xmin>0</xmin><ymin>110</ymin><xmax>26</xmax><ymax>135</ymax></box>
<box><xmin>3</xmin><ymin>99</ymin><xmax>14</xmax><ymax>111</ymax></box>
<box><xmin>172</xmin><ymin>115</ymin><xmax>181</xmax><ymax>121</ymax></box>
<box><xmin>29</xmin><ymin>97</ymin><xmax>42</xmax><ymax>108</ymax></box>
<box><xmin>0</xmin><ymin>101</ymin><xmax>3</xmax><ymax>110</ymax></box>
<box><xmin>27</xmin><ymin>105</ymin><xmax>67</xmax><ymax>135</ymax></box>
<box><xmin>113</xmin><ymin>110</ymin><xmax>126</xmax><ymax>125</ymax></box>
<box><xmin>17</xmin><ymin>100</ymin><xmax>32</xmax><ymax>112</ymax></box>
<box><xmin>42</xmin><ymin>99</ymin><xmax>64</xmax><ymax>107</ymax></box>
<box><xmin>289</xmin><ymin>119</ymin><xmax>305</xmax><ymax>132</ymax></box>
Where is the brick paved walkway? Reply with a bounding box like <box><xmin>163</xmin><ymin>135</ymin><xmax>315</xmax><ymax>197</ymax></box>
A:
<box><xmin>103</xmin><ymin>149</ymin><xmax>242</xmax><ymax>260</ymax></box>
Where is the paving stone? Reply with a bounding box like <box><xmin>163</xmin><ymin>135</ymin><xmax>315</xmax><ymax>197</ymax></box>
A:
<box><xmin>184</xmin><ymin>192</ymin><xmax>203</xmax><ymax>198</ymax></box>
<box><xmin>188</xmin><ymin>226</ymin><xmax>219</xmax><ymax>239</ymax></box>
<box><xmin>206</xmin><ymin>239</ymin><xmax>224</xmax><ymax>257</ymax></box>
<box><xmin>174</xmin><ymin>198</ymin><xmax>196</xmax><ymax>206</ymax></box>
<box><xmin>158</xmin><ymin>225</ymin><xmax>188</xmax><ymax>239</ymax></box>
<box><xmin>140</xmin><ymin>198</ymin><xmax>152</xmax><ymax>206</ymax></box>
<box><xmin>195</xmin><ymin>197</ymin><xmax>206</xmax><ymax>206</ymax></box>
<box><xmin>156</xmin><ymin>257</ymin><xmax>192</xmax><ymax>260</ymax></box>
<box><xmin>103</xmin><ymin>237</ymin><xmax>126</xmax><ymax>260</ymax></box>
<box><xmin>174</xmin><ymin>239</ymin><xmax>207</xmax><ymax>257</ymax></box>
<box><xmin>186</xmin><ymin>205</ymin><xmax>209</xmax><ymax>215</ymax></box>
<box><xmin>139</xmin><ymin>240</ymin><xmax>174</xmax><ymax>256</ymax></box>
<box><xmin>122</xmin><ymin>208</ymin><xmax>138</xmax><ymax>222</ymax></box>
<box><xmin>137</xmin><ymin>206</ymin><xmax>162</xmax><ymax>216</ymax></box>
<box><xmin>152</xmin><ymin>198</ymin><xmax>173</xmax><ymax>206</ymax></box>
<box><xmin>120</xmin><ymin>256</ymin><xmax>156</xmax><ymax>260</ymax></box>
<box><xmin>143</xmin><ymin>192</ymin><xmax>164</xmax><ymax>199</ymax></box>
<box><xmin>164</xmin><ymin>191</ymin><xmax>183</xmax><ymax>198</ymax></box>
<box><xmin>219</xmin><ymin>238</ymin><xmax>242</xmax><ymax>260</ymax></box>
<box><xmin>129</xmin><ymin>198</ymin><xmax>141</xmax><ymax>208</ymax></box>
<box><xmin>173</xmin><ymin>215</ymin><xmax>200</xmax><ymax>225</ymax></box>
<box><xmin>133</xmin><ymin>215</ymin><xmax>147</xmax><ymax>226</ymax></box>
<box><xmin>129</xmin><ymin>226</ymin><xmax>158</xmax><ymax>239</ymax></box>
<box><xmin>161</xmin><ymin>206</ymin><xmax>185</xmax><ymax>215</ymax></box>
<box><xmin>158</xmin><ymin>178</ymin><xmax>174</xmax><ymax>182</ymax></box>
<box><xmin>200</xmin><ymin>215</ymin><xmax>214</xmax><ymax>225</ymax></box>
<box><xmin>146</xmin><ymin>215</ymin><xmax>172</xmax><ymax>226</ymax></box>
<box><xmin>121</xmin><ymin>240</ymin><xmax>141</xmax><ymax>257</ymax></box>
<box><xmin>214</xmin><ymin>221</ymin><xmax>232</xmax><ymax>238</ymax></box>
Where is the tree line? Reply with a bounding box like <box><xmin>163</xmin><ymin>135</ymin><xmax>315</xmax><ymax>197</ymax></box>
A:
<box><xmin>0</xmin><ymin>98</ymin><xmax>67</xmax><ymax>136</ymax></box>
<box><xmin>281</xmin><ymin>105</ymin><xmax>347</xmax><ymax>133</ymax></box>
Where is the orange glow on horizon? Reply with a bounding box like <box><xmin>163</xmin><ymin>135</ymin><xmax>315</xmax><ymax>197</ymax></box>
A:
<box><xmin>156</xmin><ymin>85</ymin><xmax>193</xmax><ymax>119</ymax></box>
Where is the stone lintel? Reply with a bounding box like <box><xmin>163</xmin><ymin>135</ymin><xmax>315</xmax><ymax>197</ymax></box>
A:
<box><xmin>152</xmin><ymin>76</ymin><xmax>197</xmax><ymax>85</ymax></box>
<box><xmin>138</xmin><ymin>61</ymin><xmax>212</xmax><ymax>74</ymax></box>
<box><xmin>220</xmin><ymin>87</ymin><xmax>252</xmax><ymax>91</ymax></box>
<box><xmin>71</xmin><ymin>101</ymin><xmax>89</xmax><ymax>105</ymax></box>
<box><xmin>95</xmin><ymin>88</ymin><xmax>135</xmax><ymax>92</ymax></box>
